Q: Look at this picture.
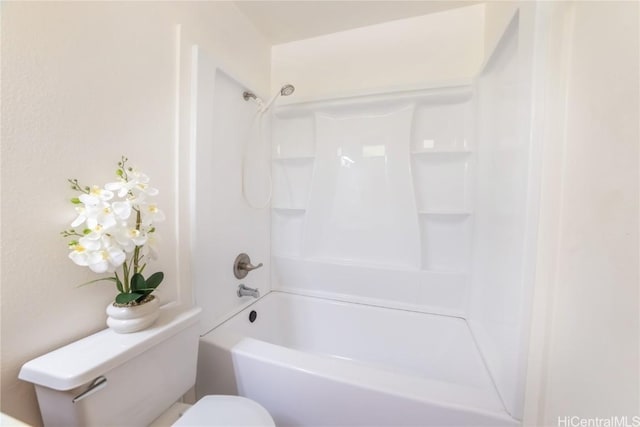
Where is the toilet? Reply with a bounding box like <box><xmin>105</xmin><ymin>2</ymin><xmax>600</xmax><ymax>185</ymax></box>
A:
<box><xmin>18</xmin><ymin>306</ymin><xmax>275</xmax><ymax>426</ymax></box>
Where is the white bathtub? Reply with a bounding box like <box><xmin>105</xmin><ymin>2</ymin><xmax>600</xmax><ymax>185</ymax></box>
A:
<box><xmin>196</xmin><ymin>292</ymin><xmax>518</xmax><ymax>426</ymax></box>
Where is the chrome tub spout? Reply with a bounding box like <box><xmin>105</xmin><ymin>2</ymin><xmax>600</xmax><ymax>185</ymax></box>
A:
<box><xmin>237</xmin><ymin>284</ymin><xmax>260</xmax><ymax>299</ymax></box>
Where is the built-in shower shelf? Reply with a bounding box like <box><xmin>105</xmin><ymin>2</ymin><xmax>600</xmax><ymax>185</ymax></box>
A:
<box><xmin>420</xmin><ymin>267</ymin><xmax>469</xmax><ymax>274</ymax></box>
<box><xmin>272</xmin><ymin>155</ymin><xmax>315</xmax><ymax>162</ymax></box>
<box><xmin>411</xmin><ymin>148</ymin><xmax>472</xmax><ymax>155</ymax></box>
<box><xmin>272</xmin><ymin>206</ymin><xmax>306</xmax><ymax>212</ymax></box>
<box><xmin>418</xmin><ymin>210</ymin><xmax>472</xmax><ymax>216</ymax></box>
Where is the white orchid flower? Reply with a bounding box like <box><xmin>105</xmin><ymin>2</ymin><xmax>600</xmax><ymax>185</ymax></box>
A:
<box><xmin>105</xmin><ymin>179</ymin><xmax>133</xmax><ymax>198</ymax></box>
<box><xmin>68</xmin><ymin>236</ymin><xmax>101</xmax><ymax>266</ymax></box>
<box><xmin>134</xmin><ymin>181</ymin><xmax>159</xmax><ymax>197</ymax></box>
<box><xmin>113</xmin><ymin>226</ymin><xmax>148</xmax><ymax>252</ymax></box>
<box><xmin>79</xmin><ymin>186</ymin><xmax>114</xmax><ymax>205</ymax></box>
<box><xmin>106</xmin><ymin>170</ymin><xmax>158</xmax><ymax>199</ymax></box>
<box><xmin>70</xmin><ymin>204</ymin><xmax>89</xmax><ymax>228</ymax></box>
<box><xmin>111</xmin><ymin>200</ymin><xmax>132</xmax><ymax>220</ymax></box>
<box><xmin>84</xmin><ymin>202</ymin><xmax>117</xmax><ymax>230</ymax></box>
<box><xmin>139</xmin><ymin>203</ymin><xmax>165</xmax><ymax>226</ymax></box>
<box><xmin>64</xmin><ymin>159</ymin><xmax>164</xmax><ymax>300</ymax></box>
<box><xmin>86</xmin><ymin>246</ymin><xmax>127</xmax><ymax>273</ymax></box>
<box><xmin>140</xmin><ymin>232</ymin><xmax>159</xmax><ymax>260</ymax></box>
<box><xmin>82</xmin><ymin>224</ymin><xmax>107</xmax><ymax>240</ymax></box>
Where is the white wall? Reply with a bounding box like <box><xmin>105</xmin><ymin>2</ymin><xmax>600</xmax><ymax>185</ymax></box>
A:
<box><xmin>0</xmin><ymin>2</ymin><xmax>270</xmax><ymax>425</ymax></box>
<box><xmin>271</xmin><ymin>4</ymin><xmax>485</xmax><ymax>101</ymax></box>
<box><xmin>525</xmin><ymin>1</ymin><xmax>640</xmax><ymax>424</ymax></box>
<box><xmin>484</xmin><ymin>1</ymin><xmax>519</xmax><ymax>61</ymax></box>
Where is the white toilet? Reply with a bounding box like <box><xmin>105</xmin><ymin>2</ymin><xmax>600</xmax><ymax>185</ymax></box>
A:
<box><xmin>19</xmin><ymin>306</ymin><xmax>275</xmax><ymax>426</ymax></box>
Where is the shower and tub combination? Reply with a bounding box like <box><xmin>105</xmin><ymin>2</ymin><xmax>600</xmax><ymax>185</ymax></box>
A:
<box><xmin>190</xmin><ymin>11</ymin><xmax>538</xmax><ymax>427</ymax></box>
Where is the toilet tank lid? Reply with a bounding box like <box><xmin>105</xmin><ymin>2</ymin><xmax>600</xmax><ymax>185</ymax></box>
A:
<box><xmin>19</xmin><ymin>305</ymin><xmax>201</xmax><ymax>391</ymax></box>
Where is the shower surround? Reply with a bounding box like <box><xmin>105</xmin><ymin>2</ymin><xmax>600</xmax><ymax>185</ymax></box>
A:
<box><xmin>271</xmin><ymin>86</ymin><xmax>474</xmax><ymax>317</ymax></box>
<box><xmin>194</xmin><ymin>9</ymin><xmax>539</xmax><ymax>427</ymax></box>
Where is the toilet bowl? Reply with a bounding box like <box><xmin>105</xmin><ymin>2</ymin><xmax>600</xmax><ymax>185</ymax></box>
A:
<box><xmin>171</xmin><ymin>396</ymin><xmax>274</xmax><ymax>426</ymax></box>
<box><xmin>19</xmin><ymin>306</ymin><xmax>275</xmax><ymax>427</ymax></box>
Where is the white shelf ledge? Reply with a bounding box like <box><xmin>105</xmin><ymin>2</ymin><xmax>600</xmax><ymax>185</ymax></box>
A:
<box><xmin>418</xmin><ymin>210</ymin><xmax>472</xmax><ymax>216</ymax></box>
<box><xmin>272</xmin><ymin>155</ymin><xmax>315</xmax><ymax>161</ymax></box>
<box><xmin>411</xmin><ymin>148</ymin><xmax>472</xmax><ymax>155</ymax></box>
<box><xmin>272</xmin><ymin>206</ymin><xmax>306</xmax><ymax>212</ymax></box>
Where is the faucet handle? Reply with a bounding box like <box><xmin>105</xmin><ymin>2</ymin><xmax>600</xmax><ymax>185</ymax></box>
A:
<box><xmin>233</xmin><ymin>253</ymin><xmax>263</xmax><ymax>279</ymax></box>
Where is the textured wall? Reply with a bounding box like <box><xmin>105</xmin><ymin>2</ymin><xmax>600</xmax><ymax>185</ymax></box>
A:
<box><xmin>538</xmin><ymin>1</ymin><xmax>640</xmax><ymax>421</ymax></box>
<box><xmin>0</xmin><ymin>2</ymin><xmax>269</xmax><ymax>425</ymax></box>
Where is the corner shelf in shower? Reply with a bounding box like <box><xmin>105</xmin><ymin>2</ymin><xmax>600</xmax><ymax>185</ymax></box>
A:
<box><xmin>272</xmin><ymin>155</ymin><xmax>315</xmax><ymax>162</ymax></box>
<box><xmin>411</xmin><ymin>148</ymin><xmax>472</xmax><ymax>155</ymax></box>
<box><xmin>272</xmin><ymin>206</ymin><xmax>306</xmax><ymax>212</ymax></box>
<box><xmin>418</xmin><ymin>210</ymin><xmax>472</xmax><ymax>216</ymax></box>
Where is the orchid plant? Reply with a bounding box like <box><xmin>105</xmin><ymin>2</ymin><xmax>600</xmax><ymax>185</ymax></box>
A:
<box><xmin>62</xmin><ymin>157</ymin><xmax>165</xmax><ymax>305</ymax></box>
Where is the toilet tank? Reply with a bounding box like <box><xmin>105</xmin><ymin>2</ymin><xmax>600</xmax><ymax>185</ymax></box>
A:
<box><xmin>19</xmin><ymin>305</ymin><xmax>201</xmax><ymax>427</ymax></box>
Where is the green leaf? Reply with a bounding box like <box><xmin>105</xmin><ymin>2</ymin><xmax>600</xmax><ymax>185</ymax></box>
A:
<box><xmin>114</xmin><ymin>272</ymin><xmax>124</xmax><ymax>293</ymax></box>
<box><xmin>130</xmin><ymin>273</ymin><xmax>146</xmax><ymax>292</ymax></box>
<box><xmin>77</xmin><ymin>277</ymin><xmax>117</xmax><ymax>288</ymax></box>
<box><xmin>137</xmin><ymin>286</ymin><xmax>158</xmax><ymax>298</ymax></box>
<box><xmin>70</xmin><ymin>197</ymin><xmax>81</xmax><ymax>204</ymax></box>
<box><xmin>145</xmin><ymin>272</ymin><xmax>164</xmax><ymax>289</ymax></box>
<box><xmin>115</xmin><ymin>292</ymin><xmax>144</xmax><ymax>305</ymax></box>
<box><xmin>135</xmin><ymin>292</ymin><xmax>154</xmax><ymax>303</ymax></box>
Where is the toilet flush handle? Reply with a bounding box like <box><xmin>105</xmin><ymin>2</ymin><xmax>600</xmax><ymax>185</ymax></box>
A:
<box><xmin>72</xmin><ymin>376</ymin><xmax>107</xmax><ymax>403</ymax></box>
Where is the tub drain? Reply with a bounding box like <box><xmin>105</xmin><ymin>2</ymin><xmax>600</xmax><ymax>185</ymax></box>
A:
<box><xmin>249</xmin><ymin>310</ymin><xmax>257</xmax><ymax>323</ymax></box>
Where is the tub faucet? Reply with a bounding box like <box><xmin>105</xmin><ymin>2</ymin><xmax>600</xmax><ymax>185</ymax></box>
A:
<box><xmin>233</xmin><ymin>253</ymin><xmax>263</xmax><ymax>279</ymax></box>
<box><xmin>237</xmin><ymin>284</ymin><xmax>260</xmax><ymax>299</ymax></box>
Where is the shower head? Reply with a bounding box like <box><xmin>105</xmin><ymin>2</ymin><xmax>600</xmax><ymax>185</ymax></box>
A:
<box><xmin>259</xmin><ymin>83</ymin><xmax>296</xmax><ymax>112</ymax></box>
<box><xmin>280</xmin><ymin>84</ymin><xmax>295</xmax><ymax>97</ymax></box>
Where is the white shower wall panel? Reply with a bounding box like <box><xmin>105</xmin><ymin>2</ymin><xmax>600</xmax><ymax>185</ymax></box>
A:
<box><xmin>271</xmin><ymin>88</ymin><xmax>474</xmax><ymax>316</ymax></box>
<box><xmin>468</xmin><ymin>11</ymin><xmax>540</xmax><ymax>419</ymax></box>
<box><xmin>420</xmin><ymin>215</ymin><xmax>471</xmax><ymax>272</ymax></box>
<box><xmin>191</xmin><ymin>47</ymin><xmax>271</xmax><ymax>335</ymax></box>
<box><xmin>272</xmin><ymin>159</ymin><xmax>314</xmax><ymax>210</ymax></box>
<box><xmin>272</xmin><ymin>211</ymin><xmax>305</xmax><ymax>257</ymax></box>
<box><xmin>304</xmin><ymin>107</ymin><xmax>420</xmax><ymax>268</ymax></box>
<box><xmin>272</xmin><ymin>115</ymin><xmax>315</xmax><ymax>158</ymax></box>
<box><xmin>412</xmin><ymin>100</ymin><xmax>473</xmax><ymax>152</ymax></box>
<box><xmin>412</xmin><ymin>154</ymin><xmax>471</xmax><ymax>212</ymax></box>
<box><xmin>272</xmin><ymin>256</ymin><xmax>469</xmax><ymax>317</ymax></box>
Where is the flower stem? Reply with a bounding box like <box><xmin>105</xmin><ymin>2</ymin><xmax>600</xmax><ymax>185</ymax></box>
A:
<box><xmin>133</xmin><ymin>209</ymin><xmax>142</xmax><ymax>275</ymax></box>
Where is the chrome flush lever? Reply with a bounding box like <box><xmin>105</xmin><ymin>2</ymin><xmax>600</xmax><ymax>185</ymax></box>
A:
<box><xmin>72</xmin><ymin>376</ymin><xmax>107</xmax><ymax>403</ymax></box>
<box><xmin>233</xmin><ymin>253</ymin><xmax>263</xmax><ymax>279</ymax></box>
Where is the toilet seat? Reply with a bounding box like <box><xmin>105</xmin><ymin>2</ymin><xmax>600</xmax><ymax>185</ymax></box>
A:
<box><xmin>172</xmin><ymin>395</ymin><xmax>275</xmax><ymax>426</ymax></box>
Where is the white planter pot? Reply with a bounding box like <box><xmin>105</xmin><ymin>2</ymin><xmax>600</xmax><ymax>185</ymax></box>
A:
<box><xmin>106</xmin><ymin>296</ymin><xmax>159</xmax><ymax>334</ymax></box>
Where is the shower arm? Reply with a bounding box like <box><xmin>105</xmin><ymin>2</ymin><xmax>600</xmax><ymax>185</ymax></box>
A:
<box><xmin>243</xmin><ymin>91</ymin><xmax>257</xmax><ymax>101</ymax></box>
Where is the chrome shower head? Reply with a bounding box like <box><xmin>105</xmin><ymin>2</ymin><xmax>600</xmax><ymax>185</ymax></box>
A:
<box><xmin>280</xmin><ymin>84</ymin><xmax>295</xmax><ymax>96</ymax></box>
<box><xmin>244</xmin><ymin>84</ymin><xmax>296</xmax><ymax>113</ymax></box>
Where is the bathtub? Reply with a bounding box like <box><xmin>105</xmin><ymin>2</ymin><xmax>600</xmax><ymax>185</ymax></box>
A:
<box><xmin>196</xmin><ymin>292</ymin><xmax>518</xmax><ymax>427</ymax></box>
